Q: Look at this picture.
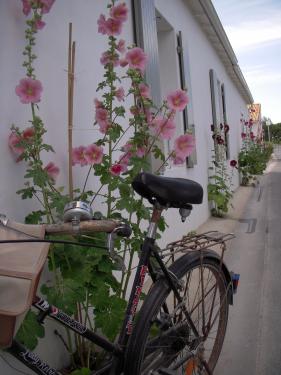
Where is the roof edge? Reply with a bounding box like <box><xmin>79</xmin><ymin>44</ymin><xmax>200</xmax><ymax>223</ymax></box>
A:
<box><xmin>189</xmin><ymin>0</ymin><xmax>254</xmax><ymax>104</ymax></box>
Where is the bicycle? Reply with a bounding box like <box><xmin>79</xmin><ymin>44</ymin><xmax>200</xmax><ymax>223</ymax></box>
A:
<box><xmin>0</xmin><ymin>172</ymin><xmax>238</xmax><ymax>375</ymax></box>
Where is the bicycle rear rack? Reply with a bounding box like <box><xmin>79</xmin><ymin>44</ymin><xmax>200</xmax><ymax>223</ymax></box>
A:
<box><xmin>159</xmin><ymin>231</ymin><xmax>235</xmax><ymax>260</ymax></box>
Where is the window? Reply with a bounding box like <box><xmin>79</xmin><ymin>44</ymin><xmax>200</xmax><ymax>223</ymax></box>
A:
<box><xmin>209</xmin><ymin>70</ymin><xmax>229</xmax><ymax>160</ymax></box>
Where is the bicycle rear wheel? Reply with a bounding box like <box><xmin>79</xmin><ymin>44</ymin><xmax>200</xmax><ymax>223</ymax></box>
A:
<box><xmin>124</xmin><ymin>253</ymin><xmax>229</xmax><ymax>375</ymax></box>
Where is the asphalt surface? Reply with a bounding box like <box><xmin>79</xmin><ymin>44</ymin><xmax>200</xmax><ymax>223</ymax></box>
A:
<box><xmin>216</xmin><ymin>148</ymin><xmax>281</xmax><ymax>375</ymax></box>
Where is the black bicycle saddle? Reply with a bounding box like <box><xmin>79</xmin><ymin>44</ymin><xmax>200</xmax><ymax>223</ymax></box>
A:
<box><xmin>132</xmin><ymin>172</ymin><xmax>203</xmax><ymax>208</ymax></box>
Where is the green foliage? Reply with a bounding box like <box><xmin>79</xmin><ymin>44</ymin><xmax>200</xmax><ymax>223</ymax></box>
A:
<box><xmin>263</xmin><ymin>123</ymin><xmax>281</xmax><ymax>143</ymax></box>
<box><xmin>71</xmin><ymin>368</ymin><xmax>91</xmax><ymax>375</ymax></box>
<box><xmin>16</xmin><ymin>311</ymin><xmax>45</xmax><ymax>350</ymax></box>
<box><xmin>11</xmin><ymin>1</ymin><xmax>177</xmax><ymax>372</ymax></box>
<box><xmin>238</xmin><ymin>142</ymin><xmax>272</xmax><ymax>185</ymax></box>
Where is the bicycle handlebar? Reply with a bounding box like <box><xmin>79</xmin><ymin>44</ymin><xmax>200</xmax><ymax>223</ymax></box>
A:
<box><xmin>45</xmin><ymin>219</ymin><xmax>120</xmax><ymax>235</ymax></box>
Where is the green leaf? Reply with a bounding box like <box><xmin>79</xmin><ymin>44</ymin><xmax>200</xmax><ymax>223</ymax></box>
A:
<box><xmin>25</xmin><ymin>210</ymin><xmax>45</xmax><ymax>224</ymax></box>
<box><xmin>16</xmin><ymin>311</ymin><xmax>45</xmax><ymax>350</ymax></box>
<box><xmin>71</xmin><ymin>368</ymin><xmax>90</xmax><ymax>375</ymax></box>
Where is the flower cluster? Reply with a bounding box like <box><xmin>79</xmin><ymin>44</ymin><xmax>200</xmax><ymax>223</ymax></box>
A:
<box><xmin>72</xmin><ymin>144</ymin><xmax>104</xmax><ymax>167</ymax></box>
<box><xmin>22</xmin><ymin>0</ymin><xmax>55</xmax><ymax>16</ymax></box>
<box><xmin>210</xmin><ymin>123</ymin><xmax>229</xmax><ymax>146</ymax></box>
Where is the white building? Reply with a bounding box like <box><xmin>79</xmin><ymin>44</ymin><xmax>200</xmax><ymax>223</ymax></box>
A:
<box><xmin>0</xmin><ymin>1</ymin><xmax>253</xmax><ymax>372</ymax></box>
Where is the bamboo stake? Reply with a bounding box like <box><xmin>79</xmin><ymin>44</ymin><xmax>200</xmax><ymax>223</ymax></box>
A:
<box><xmin>68</xmin><ymin>23</ymin><xmax>74</xmax><ymax>199</ymax></box>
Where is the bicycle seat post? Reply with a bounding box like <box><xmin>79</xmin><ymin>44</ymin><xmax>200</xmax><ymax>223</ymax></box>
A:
<box><xmin>147</xmin><ymin>203</ymin><xmax>165</xmax><ymax>240</ymax></box>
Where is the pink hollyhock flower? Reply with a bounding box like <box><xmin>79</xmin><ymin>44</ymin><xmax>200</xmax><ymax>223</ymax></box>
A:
<box><xmin>116</xmin><ymin>87</ymin><xmax>125</xmax><ymax>101</ymax></box>
<box><xmin>241</xmin><ymin>132</ymin><xmax>246</xmax><ymax>139</ymax></box>
<box><xmin>119</xmin><ymin>152</ymin><xmax>131</xmax><ymax>166</ymax></box>
<box><xmin>40</xmin><ymin>0</ymin><xmax>55</xmax><ymax>14</ymax></box>
<box><xmin>110</xmin><ymin>2</ymin><xmax>128</xmax><ymax>22</ymax></box>
<box><xmin>97</xmin><ymin>14</ymin><xmax>108</xmax><ymax>34</ymax></box>
<box><xmin>95</xmin><ymin>108</ymin><xmax>110</xmax><ymax>134</ymax></box>
<box><xmin>100</xmin><ymin>51</ymin><xmax>119</xmax><ymax>67</ymax></box>
<box><xmin>126</xmin><ymin>47</ymin><xmax>148</xmax><ymax>72</ymax></box>
<box><xmin>72</xmin><ymin>146</ymin><xmax>88</xmax><ymax>166</ymax></box>
<box><xmin>136</xmin><ymin>146</ymin><xmax>146</xmax><ymax>158</ymax></box>
<box><xmin>116</xmin><ymin>39</ymin><xmax>126</xmax><ymax>54</ymax></box>
<box><xmin>8</xmin><ymin>133</ymin><xmax>25</xmax><ymax>161</ymax></box>
<box><xmin>22</xmin><ymin>0</ymin><xmax>31</xmax><ymax>15</ymax></box>
<box><xmin>110</xmin><ymin>163</ymin><xmax>125</xmax><ymax>176</ymax></box>
<box><xmin>35</xmin><ymin>19</ymin><xmax>46</xmax><ymax>30</ymax></box>
<box><xmin>139</xmin><ymin>83</ymin><xmax>150</xmax><ymax>98</ymax></box>
<box><xmin>22</xmin><ymin>127</ymin><xmax>35</xmax><ymax>141</ymax></box>
<box><xmin>167</xmin><ymin>89</ymin><xmax>188</xmax><ymax>111</ymax></box>
<box><xmin>85</xmin><ymin>144</ymin><xmax>104</xmax><ymax>165</ymax></box>
<box><xmin>44</xmin><ymin>162</ymin><xmax>59</xmax><ymax>182</ymax></box>
<box><xmin>119</xmin><ymin>58</ymin><xmax>128</xmax><ymax>67</ymax></box>
<box><xmin>105</xmin><ymin>18</ymin><xmax>123</xmax><ymax>36</ymax></box>
<box><xmin>15</xmin><ymin>78</ymin><xmax>43</xmax><ymax>104</ymax></box>
<box><xmin>250</xmin><ymin>132</ymin><xmax>255</xmax><ymax>140</ymax></box>
<box><xmin>122</xmin><ymin>142</ymin><xmax>133</xmax><ymax>153</ymax></box>
<box><xmin>174</xmin><ymin>134</ymin><xmax>195</xmax><ymax>159</ymax></box>
<box><xmin>94</xmin><ymin>98</ymin><xmax>103</xmax><ymax>109</ymax></box>
<box><xmin>150</xmin><ymin>116</ymin><xmax>176</xmax><ymax>140</ymax></box>
<box><xmin>172</xmin><ymin>155</ymin><xmax>185</xmax><ymax>165</ymax></box>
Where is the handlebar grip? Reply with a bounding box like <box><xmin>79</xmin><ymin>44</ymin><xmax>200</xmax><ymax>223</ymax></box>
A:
<box><xmin>45</xmin><ymin>220</ymin><xmax>120</xmax><ymax>235</ymax></box>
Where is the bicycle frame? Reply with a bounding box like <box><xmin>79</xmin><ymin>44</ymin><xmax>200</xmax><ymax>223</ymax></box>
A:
<box><xmin>6</xmin><ymin>205</ymin><xmax>200</xmax><ymax>375</ymax></box>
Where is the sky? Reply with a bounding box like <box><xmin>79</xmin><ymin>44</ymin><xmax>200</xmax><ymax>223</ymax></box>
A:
<box><xmin>212</xmin><ymin>0</ymin><xmax>281</xmax><ymax>124</ymax></box>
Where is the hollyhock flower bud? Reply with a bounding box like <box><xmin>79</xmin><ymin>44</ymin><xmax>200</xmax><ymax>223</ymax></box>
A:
<box><xmin>97</xmin><ymin>14</ymin><xmax>108</xmax><ymax>34</ymax></box>
<box><xmin>139</xmin><ymin>83</ymin><xmax>151</xmax><ymax>99</ymax></box>
<box><xmin>21</xmin><ymin>0</ymin><xmax>31</xmax><ymax>16</ymax></box>
<box><xmin>35</xmin><ymin>19</ymin><xmax>46</xmax><ymax>30</ymax></box>
<box><xmin>210</xmin><ymin>124</ymin><xmax>215</xmax><ymax>132</ymax></box>
<box><xmin>241</xmin><ymin>132</ymin><xmax>246</xmax><ymax>139</ymax></box>
<box><xmin>116</xmin><ymin>87</ymin><xmax>125</xmax><ymax>102</ymax></box>
<box><xmin>116</xmin><ymin>39</ymin><xmax>126</xmax><ymax>54</ymax></box>
<box><xmin>224</xmin><ymin>124</ymin><xmax>230</xmax><ymax>133</ymax></box>
<box><xmin>40</xmin><ymin>0</ymin><xmax>55</xmax><ymax>14</ymax></box>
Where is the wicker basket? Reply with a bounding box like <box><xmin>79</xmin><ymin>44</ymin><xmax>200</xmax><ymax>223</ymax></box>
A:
<box><xmin>0</xmin><ymin>221</ymin><xmax>49</xmax><ymax>348</ymax></box>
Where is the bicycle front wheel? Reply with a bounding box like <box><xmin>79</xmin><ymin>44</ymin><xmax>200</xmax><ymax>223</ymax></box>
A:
<box><xmin>124</xmin><ymin>253</ymin><xmax>229</xmax><ymax>375</ymax></box>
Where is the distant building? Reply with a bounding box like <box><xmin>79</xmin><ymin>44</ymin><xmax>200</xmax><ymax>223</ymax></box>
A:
<box><xmin>248</xmin><ymin>103</ymin><xmax>262</xmax><ymax>141</ymax></box>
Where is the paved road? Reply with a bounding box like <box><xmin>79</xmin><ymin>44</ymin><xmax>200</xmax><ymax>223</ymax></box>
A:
<box><xmin>216</xmin><ymin>152</ymin><xmax>281</xmax><ymax>375</ymax></box>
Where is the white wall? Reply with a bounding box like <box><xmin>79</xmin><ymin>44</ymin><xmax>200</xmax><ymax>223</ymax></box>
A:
<box><xmin>154</xmin><ymin>0</ymin><xmax>249</xmax><ymax>246</ymax></box>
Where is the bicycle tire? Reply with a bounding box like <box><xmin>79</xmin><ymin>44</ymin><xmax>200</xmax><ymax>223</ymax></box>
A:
<box><xmin>124</xmin><ymin>252</ymin><xmax>229</xmax><ymax>375</ymax></box>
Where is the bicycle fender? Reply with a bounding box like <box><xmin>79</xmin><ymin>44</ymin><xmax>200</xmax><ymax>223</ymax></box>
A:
<box><xmin>169</xmin><ymin>249</ymin><xmax>234</xmax><ymax>305</ymax></box>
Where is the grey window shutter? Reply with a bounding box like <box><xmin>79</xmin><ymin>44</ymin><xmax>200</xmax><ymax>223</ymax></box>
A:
<box><xmin>177</xmin><ymin>31</ymin><xmax>197</xmax><ymax>167</ymax></box>
<box><xmin>133</xmin><ymin>0</ymin><xmax>164</xmax><ymax>172</ymax></box>
<box><xmin>210</xmin><ymin>69</ymin><xmax>221</xmax><ymax>129</ymax></box>
<box><xmin>133</xmin><ymin>0</ymin><xmax>161</xmax><ymax>106</ymax></box>
<box><xmin>221</xmin><ymin>84</ymin><xmax>230</xmax><ymax>159</ymax></box>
